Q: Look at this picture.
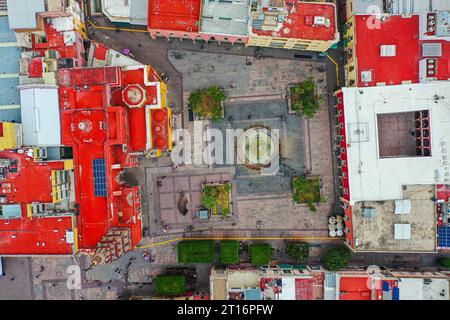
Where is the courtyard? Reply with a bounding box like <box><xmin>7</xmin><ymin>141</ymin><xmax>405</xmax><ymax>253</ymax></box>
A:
<box><xmin>141</xmin><ymin>48</ymin><xmax>335</xmax><ymax>236</ymax></box>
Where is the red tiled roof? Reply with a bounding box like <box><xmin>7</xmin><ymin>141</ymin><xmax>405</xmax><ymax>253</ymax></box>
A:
<box><xmin>148</xmin><ymin>0</ymin><xmax>201</xmax><ymax>32</ymax></box>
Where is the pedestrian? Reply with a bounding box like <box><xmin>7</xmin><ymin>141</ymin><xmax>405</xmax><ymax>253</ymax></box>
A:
<box><xmin>10</xmin><ymin>277</ymin><xmax>14</xmax><ymax>281</ymax></box>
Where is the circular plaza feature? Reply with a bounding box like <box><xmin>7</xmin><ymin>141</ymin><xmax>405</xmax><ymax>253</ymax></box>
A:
<box><xmin>237</xmin><ymin>126</ymin><xmax>277</xmax><ymax>169</ymax></box>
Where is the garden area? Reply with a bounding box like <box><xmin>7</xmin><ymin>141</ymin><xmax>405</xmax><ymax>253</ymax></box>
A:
<box><xmin>177</xmin><ymin>240</ymin><xmax>274</xmax><ymax>266</ymax></box>
<box><xmin>188</xmin><ymin>85</ymin><xmax>226</xmax><ymax>121</ymax></box>
<box><xmin>289</xmin><ymin>77</ymin><xmax>323</xmax><ymax>118</ymax></box>
<box><xmin>178</xmin><ymin>240</ymin><xmax>215</xmax><ymax>264</ymax></box>
<box><xmin>220</xmin><ymin>240</ymin><xmax>240</xmax><ymax>265</ymax></box>
<box><xmin>155</xmin><ymin>275</ymin><xmax>186</xmax><ymax>297</ymax></box>
<box><xmin>292</xmin><ymin>176</ymin><xmax>324</xmax><ymax>212</ymax></box>
<box><xmin>249</xmin><ymin>243</ymin><xmax>272</xmax><ymax>266</ymax></box>
<box><xmin>201</xmin><ymin>183</ymin><xmax>232</xmax><ymax>217</ymax></box>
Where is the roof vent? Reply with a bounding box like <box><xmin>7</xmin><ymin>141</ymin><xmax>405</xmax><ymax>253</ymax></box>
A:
<box><xmin>363</xmin><ymin>207</ymin><xmax>377</xmax><ymax>218</ymax></box>
<box><xmin>394</xmin><ymin>199</ymin><xmax>412</xmax><ymax>214</ymax></box>
<box><xmin>422</xmin><ymin>43</ymin><xmax>442</xmax><ymax>57</ymax></box>
<box><xmin>394</xmin><ymin>224</ymin><xmax>411</xmax><ymax>240</ymax></box>
<box><xmin>361</xmin><ymin>70</ymin><xmax>373</xmax><ymax>83</ymax></box>
<box><xmin>380</xmin><ymin>45</ymin><xmax>396</xmax><ymax>57</ymax></box>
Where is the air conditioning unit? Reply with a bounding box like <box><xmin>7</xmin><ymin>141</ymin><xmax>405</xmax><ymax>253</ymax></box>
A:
<box><xmin>313</xmin><ymin>16</ymin><xmax>330</xmax><ymax>27</ymax></box>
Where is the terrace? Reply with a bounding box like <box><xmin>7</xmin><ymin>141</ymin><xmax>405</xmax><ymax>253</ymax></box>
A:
<box><xmin>200</xmin><ymin>0</ymin><xmax>250</xmax><ymax>36</ymax></box>
<box><xmin>351</xmin><ymin>185</ymin><xmax>436</xmax><ymax>252</ymax></box>
<box><xmin>250</xmin><ymin>0</ymin><xmax>337</xmax><ymax>41</ymax></box>
<box><xmin>377</xmin><ymin>111</ymin><xmax>431</xmax><ymax>158</ymax></box>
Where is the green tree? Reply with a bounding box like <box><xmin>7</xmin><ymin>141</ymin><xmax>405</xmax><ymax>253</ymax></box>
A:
<box><xmin>188</xmin><ymin>85</ymin><xmax>226</xmax><ymax>120</ymax></box>
<box><xmin>323</xmin><ymin>246</ymin><xmax>352</xmax><ymax>271</ymax></box>
<box><xmin>292</xmin><ymin>176</ymin><xmax>323</xmax><ymax>213</ymax></box>
<box><xmin>290</xmin><ymin>78</ymin><xmax>323</xmax><ymax>118</ymax></box>
<box><xmin>438</xmin><ymin>257</ymin><xmax>450</xmax><ymax>269</ymax></box>
<box><xmin>286</xmin><ymin>242</ymin><xmax>310</xmax><ymax>264</ymax></box>
<box><xmin>201</xmin><ymin>185</ymin><xmax>217</xmax><ymax>209</ymax></box>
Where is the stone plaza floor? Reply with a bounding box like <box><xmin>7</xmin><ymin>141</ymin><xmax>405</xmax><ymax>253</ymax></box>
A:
<box><xmin>212</xmin><ymin>100</ymin><xmax>305</xmax><ymax>195</ymax></box>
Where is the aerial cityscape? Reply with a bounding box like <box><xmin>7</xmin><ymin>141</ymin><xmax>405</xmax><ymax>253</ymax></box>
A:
<box><xmin>0</xmin><ymin>0</ymin><xmax>449</xmax><ymax>304</ymax></box>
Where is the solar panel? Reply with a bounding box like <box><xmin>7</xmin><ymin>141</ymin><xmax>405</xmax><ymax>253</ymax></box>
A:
<box><xmin>93</xmin><ymin>158</ymin><xmax>107</xmax><ymax>197</ymax></box>
<box><xmin>392</xmin><ymin>287</ymin><xmax>400</xmax><ymax>300</ymax></box>
<box><xmin>438</xmin><ymin>226</ymin><xmax>450</xmax><ymax>248</ymax></box>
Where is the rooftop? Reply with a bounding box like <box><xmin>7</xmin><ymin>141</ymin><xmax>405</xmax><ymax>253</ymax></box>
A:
<box><xmin>20</xmin><ymin>86</ymin><xmax>61</xmax><ymax>146</ymax></box>
<box><xmin>148</xmin><ymin>0</ymin><xmax>201</xmax><ymax>33</ymax></box>
<box><xmin>341</xmin><ymin>82</ymin><xmax>450</xmax><ymax>203</ymax></box>
<box><xmin>148</xmin><ymin>0</ymin><xmax>338</xmax><ymax>42</ymax></box>
<box><xmin>351</xmin><ymin>185</ymin><xmax>436</xmax><ymax>252</ymax></box>
<box><xmin>0</xmin><ymin>16</ymin><xmax>20</xmax><ymax>122</ymax></box>
<box><xmin>355</xmin><ymin>15</ymin><xmax>420</xmax><ymax>86</ymax></box>
<box><xmin>58</xmin><ymin>67</ymin><xmax>143</xmax><ymax>249</ymax></box>
<box><xmin>338</xmin><ymin>275</ymin><xmax>373</xmax><ymax>300</ymax></box>
<box><xmin>102</xmin><ymin>0</ymin><xmax>148</xmax><ymax>26</ymax></box>
<box><xmin>354</xmin><ymin>13</ymin><xmax>450</xmax><ymax>86</ymax></box>
<box><xmin>260</xmin><ymin>276</ymin><xmax>314</xmax><ymax>300</ymax></box>
<box><xmin>250</xmin><ymin>0</ymin><xmax>338</xmax><ymax>41</ymax></box>
<box><xmin>200</xmin><ymin>0</ymin><xmax>249</xmax><ymax>36</ymax></box>
<box><xmin>58</xmin><ymin>65</ymin><xmax>169</xmax><ymax>251</ymax></box>
<box><xmin>0</xmin><ymin>149</ymin><xmax>75</xmax><ymax>255</ymax></box>
<box><xmin>387</xmin><ymin>0</ymin><xmax>450</xmax><ymax>16</ymax></box>
<box><xmin>397</xmin><ymin>277</ymin><xmax>449</xmax><ymax>300</ymax></box>
<box><xmin>6</xmin><ymin>0</ymin><xmax>45</xmax><ymax>30</ymax></box>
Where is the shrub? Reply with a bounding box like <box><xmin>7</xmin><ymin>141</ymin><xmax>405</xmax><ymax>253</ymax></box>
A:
<box><xmin>156</xmin><ymin>275</ymin><xmax>186</xmax><ymax>297</ymax></box>
<box><xmin>286</xmin><ymin>242</ymin><xmax>310</xmax><ymax>264</ymax></box>
<box><xmin>188</xmin><ymin>85</ymin><xmax>226</xmax><ymax>121</ymax></box>
<box><xmin>290</xmin><ymin>78</ymin><xmax>323</xmax><ymax>118</ymax></box>
<box><xmin>250</xmin><ymin>244</ymin><xmax>271</xmax><ymax>266</ymax></box>
<box><xmin>201</xmin><ymin>185</ymin><xmax>218</xmax><ymax>210</ymax></box>
<box><xmin>438</xmin><ymin>257</ymin><xmax>450</xmax><ymax>269</ymax></box>
<box><xmin>323</xmin><ymin>246</ymin><xmax>352</xmax><ymax>271</ymax></box>
<box><xmin>178</xmin><ymin>240</ymin><xmax>215</xmax><ymax>264</ymax></box>
<box><xmin>292</xmin><ymin>176</ymin><xmax>324</xmax><ymax>212</ymax></box>
<box><xmin>220</xmin><ymin>240</ymin><xmax>239</xmax><ymax>265</ymax></box>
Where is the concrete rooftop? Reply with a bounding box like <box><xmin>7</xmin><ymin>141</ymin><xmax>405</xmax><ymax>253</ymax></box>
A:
<box><xmin>200</xmin><ymin>0</ymin><xmax>250</xmax><ymax>36</ymax></box>
<box><xmin>352</xmin><ymin>185</ymin><xmax>436</xmax><ymax>252</ymax></box>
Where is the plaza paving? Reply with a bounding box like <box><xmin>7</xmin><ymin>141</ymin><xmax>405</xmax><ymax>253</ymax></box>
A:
<box><xmin>169</xmin><ymin>50</ymin><xmax>325</xmax><ymax>100</ymax></box>
<box><xmin>152</xmin><ymin>170</ymin><xmax>239</xmax><ymax>231</ymax></box>
<box><xmin>212</xmin><ymin>100</ymin><xmax>305</xmax><ymax>195</ymax></box>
